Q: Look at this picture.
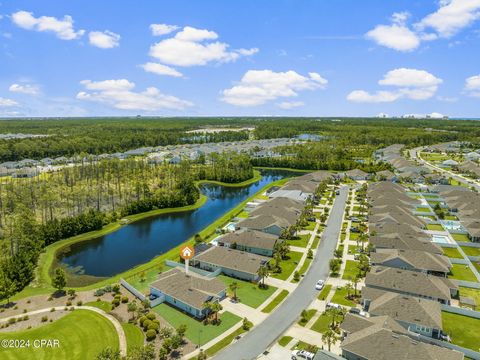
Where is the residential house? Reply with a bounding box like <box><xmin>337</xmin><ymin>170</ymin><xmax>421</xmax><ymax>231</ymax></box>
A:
<box><xmin>216</xmin><ymin>229</ymin><xmax>280</xmax><ymax>257</ymax></box>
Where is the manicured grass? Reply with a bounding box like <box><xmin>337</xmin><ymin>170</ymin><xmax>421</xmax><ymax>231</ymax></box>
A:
<box><xmin>121</xmin><ymin>322</ymin><xmax>144</xmax><ymax>351</ymax></box>
<box><xmin>349</xmin><ymin>232</ymin><xmax>360</xmax><ymax>241</ymax></box>
<box><xmin>445</xmin><ymin>215</ymin><xmax>458</xmax><ymax>220</ymax></box>
<box><xmin>153</xmin><ymin>304</ymin><xmax>242</xmax><ymax>346</ymax></box>
<box><xmin>287</xmin><ymin>234</ymin><xmax>310</xmax><ymax>248</ymax></box>
<box><xmin>0</xmin><ymin>310</ymin><xmax>119</xmax><ymax>360</ymax></box>
<box><xmin>460</xmin><ymin>246</ymin><xmax>480</xmax><ymax>257</ymax></box>
<box><xmin>205</xmin><ymin>326</ymin><xmax>245</xmax><ymax>357</ymax></box>
<box><xmin>298</xmin><ymin>309</ymin><xmax>317</xmax><ymax>327</ymax></box>
<box><xmin>331</xmin><ymin>287</ymin><xmax>356</xmax><ymax>307</ymax></box>
<box><xmin>126</xmin><ymin>266</ymin><xmax>172</xmax><ymax>293</ymax></box>
<box><xmin>236</xmin><ymin>210</ymin><xmax>249</xmax><ymax>218</ymax></box>
<box><xmin>310</xmin><ymin>312</ymin><xmax>333</xmax><ymax>334</ymax></box>
<box><xmin>426</xmin><ymin>224</ymin><xmax>444</xmax><ymax>231</ymax></box>
<box><xmin>261</xmin><ymin>290</ymin><xmax>289</xmax><ymax>313</ymax></box>
<box><xmin>304</xmin><ymin>221</ymin><xmax>317</xmax><ymax>231</ymax></box>
<box><xmin>219</xmin><ymin>275</ymin><xmax>276</xmax><ymax>309</ymax></box>
<box><xmin>441</xmin><ymin>247</ymin><xmax>463</xmax><ymax>259</ymax></box>
<box><xmin>449</xmin><ymin>264</ymin><xmax>478</xmax><ymax>282</ymax></box>
<box><xmin>317</xmin><ymin>284</ymin><xmax>332</xmax><ymax>301</ymax></box>
<box><xmin>459</xmin><ymin>287</ymin><xmax>480</xmax><ymax>310</ymax></box>
<box><xmin>311</xmin><ymin>236</ymin><xmax>321</xmax><ymax>249</ymax></box>
<box><xmin>442</xmin><ymin>312</ymin><xmax>480</xmax><ymax>351</ymax></box>
<box><xmin>278</xmin><ymin>335</ymin><xmax>293</xmax><ymax>347</ymax></box>
<box><xmin>452</xmin><ymin>233</ymin><xmax>471</xmax><ymax>242</ymax></box>
<box><xmin>340</xmin><ymin>233</ymin><xmax>346</xmax><ymax>242</ymax></box>
<box><xmin>474</xmin><ymin>262</ymin><xmax>480</xmax><ymax>272</ymax></box>
<box><xmin>416</xmin><ymin>207</ymin><xmax>432</xmax><ymax>213</ymax></box>
<box><xmin>85</xmin><ymin>300</ymin><xmax>112</xmax><ymax>313</ymax></box>
<box><xmin>348</xmin><ymin>245</ymin><xmax>361</xmax><ymax>254</ymax></box>
<box><xmin>291</xmin><ymin>340</ymin><xmax>317</xmax><ymax>351</ymax></box>
<box><xmin>271</xmin><ymin>251</ymin><xmax>303</xmax><ymax>280</ymax></box>
<box><xmin>342</xmin><ymin>260</ymin><xmax>360</xmax><ymax>280</ymax></box>
<box><xmin>295</xmin><ymin>257</ymin><xmax>312</xmax><ymax>279</ymax></box>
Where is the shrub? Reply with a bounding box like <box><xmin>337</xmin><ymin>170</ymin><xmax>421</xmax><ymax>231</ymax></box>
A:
<box><xmin>50</xmin><ymin>308</ymin><xmax>55</xmax><ymax>312</ymax></box>
<box><xmin>23</xmin><ymin>309</ymin><xmax>27</xmax><ymax>313</ymax></box>
<box><xmin>111</xmin><ymin>299</ymin><xmax>120</xmax><ymax>307</ymax></box>
<box><xmin>148</xmin><ymin>322</ymin><xmax>159</xmax><ymax>333</ymax></box>
<box><xmin>13</xmin><ymin>305</ymin><xmax>18</xmax><ymax>310</ymax></box>
<box><xmin>41</xmin><ymin>316</ymin><xmax>48</xmax><ymax>322</ymax></box>
<box><xmin>27</xmin><ymin>300</ymin><xmax>31</xmax><ymax>304</ymax></box>
<box><xmin>66</xmin><ymin>301</ymin><xmax>72</xmax><ymax>306</ymax></box>
<box><xmin>8</xmin><ymin>318</ymin><xmax>16</xmax><ymax>324</ymax></box>
<box><xmin>145</xmin><ymin>329</ymin><xmax>156</xmax><ymax>341</ymax></box>
<box><xmin>76</xmin><ymin>301</ymin><xmax>83</xmax><ymax>306</ymax></box>
<box><xmin>23</xmin><ymin>315</ymin><xmax>29</xmax><ymax>321</ymax></box>
<box><xmin>142</xmin><ymin>319</ymin><xmax>152</xmax><ymax>330</ymax></box>
<box><xmin>139</xmin><ymin>316</ymin><xmax>147</xmax><ymax>327</ymax></box>
<box><xmin>112</xmin><ymin>284</ymin><xmax>120</xmax><ymax>294</ymax></box>
<box><xmin>146</xmin><ymin>312</ymin><xmax>156</xmax><ymax>320</ymax></box>
<box><xmin>121</xmin><ymin>296</ymin><xmax>129</xmax><ymax>303</ymax></box>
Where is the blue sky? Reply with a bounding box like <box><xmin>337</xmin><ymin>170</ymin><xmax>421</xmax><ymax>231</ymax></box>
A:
<box><xmin>0</xmin><ymin>0</ymin><xmax>479</xmax><ymax>118</ymax></box>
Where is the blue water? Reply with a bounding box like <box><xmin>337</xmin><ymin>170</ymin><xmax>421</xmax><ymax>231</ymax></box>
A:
<box><xmin>58</xmin><ymin>169</ymin><xmax>296</xmax><ymax>278</ymax></box>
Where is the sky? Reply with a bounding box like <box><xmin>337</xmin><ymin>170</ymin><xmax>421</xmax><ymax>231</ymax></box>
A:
<box><xmin>0</xmin><ymin>0</ymin><xmax>479</xmax><ymax>118</ymax></box>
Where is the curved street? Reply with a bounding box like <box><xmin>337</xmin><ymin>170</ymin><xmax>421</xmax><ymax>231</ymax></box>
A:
<box><xmin>213</xmin><ymin>186</ymin><xmax>349</xmax><ymax>360</ymax></box>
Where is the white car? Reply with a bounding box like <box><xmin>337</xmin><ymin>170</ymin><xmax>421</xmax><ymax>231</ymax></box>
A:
<box><xmin>315</xmin><ymin>280</ymin><xmax>325</xmax><ymax>290</ymax></box>
<box><xmin>292</xmin><ymin>350</ymin><xmax>315</xmax><ymax>360</ymax></box>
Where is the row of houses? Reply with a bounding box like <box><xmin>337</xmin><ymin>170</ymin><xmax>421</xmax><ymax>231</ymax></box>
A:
<box><xmin>340</xmin><ymin>181</ymin><xmax>463</xmax><ymax>360</ymax></box>
<box><xmin>437</xmin><ymin>186</ymin><xmax>480</xmax><ymax>242</ymax></box>
<box><xmin>146</xmin><ymin>171</ymin><xmax>332</xmax><ymax>318</ymax></box>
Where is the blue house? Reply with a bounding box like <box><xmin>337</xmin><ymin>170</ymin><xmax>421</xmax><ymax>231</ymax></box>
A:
<box><xmin>150</xmin><ymin>268</ymin><xmax>226</xmax><ymax>319</ymax></box>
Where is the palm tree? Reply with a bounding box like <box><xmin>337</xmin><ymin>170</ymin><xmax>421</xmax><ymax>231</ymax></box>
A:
<box><xmin>229</xmin><ymin>282</ymin><xmax>239</xmax><ymax>301</ymax></box>
<box><xmin>345</xmin><ymin>282</ymin><xmax>353</xmax><ymax>299</ymax></box>
<box><xmin>257</xmin><ymin>265</ymin><xmax>270</xmax><ymax>288</ymax></box>
<box><xmin>202</xmin><ymin>301</ymin><xmax>213</xmax><ymax>322</ymax></box>
<box><xmin>327</xmin><ymin>307</ymin><xmax>345</xmax><ymax>329</ymax></box>
<box><xmin>322</xmin><ymin>328</ymin><xmax>338</xmax><ymax>351</ymax></box>
<box><xmin>210</xmin><ymin>302</ymin><xmax>223</xmax><ymax>324</ymax></box>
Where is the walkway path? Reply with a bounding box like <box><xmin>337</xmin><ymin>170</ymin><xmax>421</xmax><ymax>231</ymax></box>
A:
<box><xmin>0</xmin><ymin>305</ymin><xmax>127</xmax><ymax>356</ymax></box>
<box><xmin>213</xmin><ymin>186</ymin><xmax>349</xmax><ymax>360</ymax></box>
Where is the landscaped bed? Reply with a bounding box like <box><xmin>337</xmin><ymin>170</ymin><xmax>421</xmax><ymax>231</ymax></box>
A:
<box><xmin>298</xmin><ymin>309</ymin><xmax>317</xmax><ymax>327</ymax></box>
<box><xmin>441</xmin><ymin>247</ymin><xmax>463</xmax><ymax>259</ymax></box>
<box><xmin>0</xmin><ymin>310</ymin><xmax>119</xmax><ymax>360</ymax></box>
<box><xmin>219</xmin><ymin>275</ymin><xmax>276</xmax><ymax>309</ymax></box>
<box><xmin>153</xmin><ymin>303</ymin><xmax>242</xmax><ymax>346</ymax></box>
<box><xmin>449</xmin><ymin>264</ymin><xmax>478</xmax><ymax>282</ymax></box>
<box><xmin>442</xmin><ymin>311</ymin><xmax>480</xmax><ymax>351</ymax></box>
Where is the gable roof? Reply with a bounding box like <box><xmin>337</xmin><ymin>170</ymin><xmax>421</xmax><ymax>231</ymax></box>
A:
<box><xmin>370</xmin><ymin>249</ymin><xmax>451</xmax><ymax>273</ymax></box>
<box><xmin>217</xmin><ymin>229</ymin><xmax>278</xmax><ymax>250</ymax></box>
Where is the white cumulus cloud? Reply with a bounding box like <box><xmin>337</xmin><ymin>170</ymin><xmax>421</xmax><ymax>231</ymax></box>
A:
<box><xmin>150</xmin><ymin>23</ymin><xmax>179</xmax><ymax>36</ymax></box>
<box><xmin>366</xmin><ymin>12</ymin><xmax>420</xmax><ymax>51</ymax></box>
<box><xmin>9</xmin><ymin>83</ymin><xmax>39</xmax><ymax>95</ymax></box>
<box><xmin>277</xmin><ymin>101</ymin><xmax>305</xmax><ymax>109</ymax></box>
<box><xmin>76</xmin><ymin>79</ymin><xmax>193</xmax><ymax>111</ymax></box>
<box><xmin>88</xmin><ymin>30</ymin><xmax>120</xmax><ymax>49</ymax></box>
<box><xmin>465</xmin><ymin>74</ymin><xmax>480</xmax><ymax>97</ymax></box>
<box><xmin>140</xmin><ymin>62</ymin><xmax>183</xmax><ymax>77</ymax></box>
<box><xmin>0</xmin><ymin>97</ymin><xmax>19</xmax><ymax>107</ymax></box>
<box><xmin>347</xmin><ymin>68</ymin><xmax>442</xmax><ymax>103</ymax></box>
<box><xmin>11</xmin><ymin>10</ymin><xmax>84</xmax><ymax>40</ymax></box>
<box><xmin>221</xmin><ymin>70</ymin><xmax>327</xmax><ymax>107</ymax></box>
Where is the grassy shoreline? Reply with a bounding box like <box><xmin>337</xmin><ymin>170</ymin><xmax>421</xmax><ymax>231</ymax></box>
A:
<box><xmin>13</xmin><ymin>168</ymin><xmax>297</xmax><ymax>301</ymax></box>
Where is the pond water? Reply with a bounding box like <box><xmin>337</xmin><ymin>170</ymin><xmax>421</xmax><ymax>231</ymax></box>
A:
<box><xmin>57</xmin><ymin>169</ymin><xmax>297</xmax><ymax>280</ymax></box>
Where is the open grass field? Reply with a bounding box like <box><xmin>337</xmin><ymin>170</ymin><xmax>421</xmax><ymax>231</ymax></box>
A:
<box><xmin>261</xmin><ymin>290</ymin><xmax>289</xmax><ymax>313</ymax></box>
<box><xmin>0</xmin><ymin>310</ymin><xmax>119</xmax><ymax>360</ymax></box>
<box><xmin>219</xmin><ymin>275</ymin><xmax>276</xmax><ymax>309</ymax></box>
<box><xmin>460</xmin><ymin>246</ymin><xmax>480</xmax><ymax>257</ymax></box>
<box><xmin>271</xmin><ymin>251</ymin><xmax>303</xmax><ymax>280</ymax></box>
<box><xmin>153</xmin><ymin>304</ymin><xmax>241</xmax><ymax>346</ymax></box>
<box><xmin>449</xmin><ymin>264</ymin><xmax>478</xmax><ymax>282</ymax></box>
<box><xmin>287</xmin><ymin>234</ymin><xmax>310</xmax><ymax>248</ymax></box>
<box><xmin>342</xmin><ymin>260</ymin><xmax>360</xmax><ymax>280</ymax></box>
<box><xmin>121</xmin><ymin>322</ymin><xmax>144</xmax><ymax>351</ymax></box>
<box><xmin>442</xmin><ymin>312</ymin><xmax>480</xmax><ymax>351</ymax></box>
<box><xmin>441</xmin><ymin>247</ymin><xmax>464</xmax><ymax>259</ymax></box>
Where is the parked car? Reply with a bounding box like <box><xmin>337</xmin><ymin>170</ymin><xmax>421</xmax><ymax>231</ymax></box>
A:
<box><xmin>292</xmin><ymin>350</ymin><xmax>315</xmax><ymax>360</ymax></box>
<box><xmin>349</xmin><ymin>308</ymin><xmax>368</xmax><ymax>317</ymax></box>
<box><xmin>326</xmin><ymin>302</ymin><xmax>342</xmax><ymax>310</ymax></box>
<box><xmin>315</xmin><ymin>280</ymin><xmax>325</xmax><ymax>290</ymax></box>
<box><xmin>335</xmin><ymin>190</ymin><xmax>340</xmax><ymax>195</ymax></box>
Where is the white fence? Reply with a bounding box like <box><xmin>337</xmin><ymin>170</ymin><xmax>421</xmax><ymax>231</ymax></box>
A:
<box><xmin>120</xmin><ymin>278</ymin><xmax>146</xmax><ymax>301</ymax></box>
<box><xmin>442</xmin><ymin>304</ymin><xmax>480</xmax><ymax>319</ymax></box>
<box><xmin>417</xmin><ymin>333</ymin><xmax>480</xmax><ymax>360</ymax></box>
<box><xmin>165</xmin><ymin>260</ymin><xmax>222</xmax><ymax>278</ymax></box>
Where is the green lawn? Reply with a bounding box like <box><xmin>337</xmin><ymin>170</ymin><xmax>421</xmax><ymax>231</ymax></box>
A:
<box><xmin>445</xmin><ymin>215</ymin><xmax>458</xmax><ymax>220</ymax></box>
<box><xmin>442</xmin><ymin>312</ymin><xmax>480</xmax><ymax>351</ymax></box>
<box><xmin>426</xmin><ymin>224</ymin><xmax>444</xmax><ymax>231</ymax></box>
<box><xmin>219</xmin><ymin>275</ymin><xmax>276</xmax><ymax>309</ymax></box>
<box><xmin>298</xmin><ymin>309</ymin><xmax>317</xmax><ymax>327</ymax></box>
<box><xmin>449</xmin><ymin>264</ymin><xmax>478</xmax><ymax>282</ymax></box>
<box><xmin>153</xmin><ymin>304</ymin><xmax>241</xmax><ymax>346</ymax></box>
<box><xmin>278</xmin><ymin>335</ymin><xmax>293</xmax><ymax>347</ymax></box>
<box><xmin>236</xmin><ymin>210</ymin><xmax>249</xmax><ymax>218</ymax></box>
<box><xmin>126</xmin><ymin>266</ymin><xmax>172</xmax><ymax>293</ymax></box>
<box><xmin>331</xmin><ymin>287</ymin><xmax>356</xmax><ymax>307</ymax></box>
<box><xmin>349</xmin><ymin>232</ymin><xmax>360</xmax><ymax>241</ymax></box>
<box><xmin>0</xmin><ymin>310</ymin><xmax>119</xmax><ymax>360</ymax></box>
<box><xmin>296</xmin><ymin>258</ymin><xmax>312</xmax><ymax>279</ymax></box>
<box><xmin>121</xmin><ymin>322</ymin><xmax>144</xmax><ymax>351</ymax></box>
<box><xmin>85</xmin><ymin>300</ymin><xmax>112</xmax><ymax>313</ymax></box>
<box><xmin>310</xmin><ymin>312</ymin><xmax>333</xmax><ymax>334</ymax></box>
<box><xmin>317</xmin><ymin>284</ymin><xmax>332</xmax><ymax>301</ymax></box>
<box><xmin>311</xmin><ymin>236</ymin><xmax>320</xmax><ymax>249</ymax></box>
<box><xmin>460</xmin><ymin>246</ymin><xmax>480</xmax><ymax>257</ymax></box>
<box><xmin>452</xmin><ymin>233</ymin><xmax>471</xmax><ymax>242</ymax></box>
<box><xmin>416</xmin><ymin>207</ymin><xmax>432</xmax><ymax>213</ymax></box>
<box><xmin>459</xmin><ymin>287</ymin><xmax>480</xmax><ymax>310</ymax></box>
<box><xmin>441</xmin><ymin>247</ymin><xmax>464</xmax><ymax>259</ymax></box>
<box><xmin>474</xmin><ymin>262</ymin><xmax>480</xmax><ymax>272</ymax></box>
<box><xmin>342</xmin><ymin>260</ymin><xmax>360</xmax><ymax>280</ymax></box>
<box><xmin>287</xmin><ymin>234</ymin><xmax>310</xmax><ymax>248</ymax></box>
<box><xmin>261</xmin><ymin>290</ymin><xmax>289</xmax><ymax>313</ymax></box>
<box><xmin>271</xmin><ymin>251</ymin><xmax>303</xmax><ymax>280</ymax></box>
<box><xmin>304</xmin><ymin>221</ymin><xmax>317</xmax><ymax>231</ymax></box>
<box><xmin>348</xmin><ymin>245</ymin><xmax>361</xmax><ymax>254</ymax></box>
<box><xmin>205</xmin><ymin>327</ymin><xmax>245</xmax><ymax>357</ymax></box>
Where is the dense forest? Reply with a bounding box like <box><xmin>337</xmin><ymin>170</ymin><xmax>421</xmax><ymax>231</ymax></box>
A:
<box><xmin>1</xmin><ymin>117</ymin><xmax>479</xmax><ymax>162</ymax></box>
<box><xmin>0</xmin><ymin>152</ymin><xmax>252</xmax><ymax>299</ymax></box>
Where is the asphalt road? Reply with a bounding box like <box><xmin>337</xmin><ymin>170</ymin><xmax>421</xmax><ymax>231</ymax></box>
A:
<box><xmin>213</xmin><ymin>186</ymin><xmax>349</xmax><ymax>360</ymax></box>
<box><xmin>410</xmin><ymin>147</ymin><xmax>480</xmax><ymax>192</ymax></box>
